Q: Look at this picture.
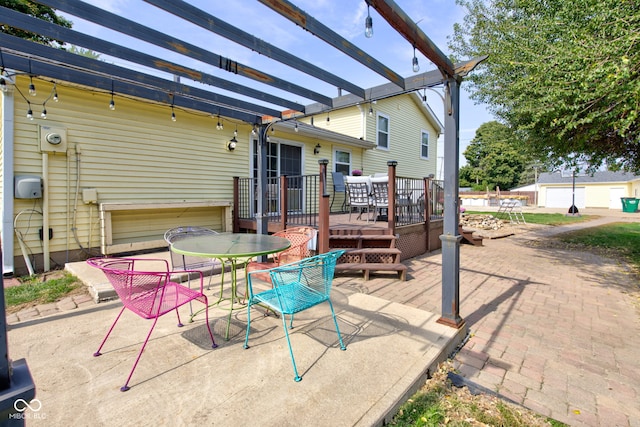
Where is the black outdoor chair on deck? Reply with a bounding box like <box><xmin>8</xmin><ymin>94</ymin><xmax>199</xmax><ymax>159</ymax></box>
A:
<box><xmin>331</xmin><ymin>172</ymin><xmax>346</xmax><ymax>212</ymax></box>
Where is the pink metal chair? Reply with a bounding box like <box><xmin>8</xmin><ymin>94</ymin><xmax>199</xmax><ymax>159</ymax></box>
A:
<box><xmin>87</xmin><ymin>257</ymin><xmax>217</xmax><ymax>391</ymax></box>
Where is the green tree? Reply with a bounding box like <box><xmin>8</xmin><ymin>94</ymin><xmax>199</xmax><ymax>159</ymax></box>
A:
<box><xmin>449</xmin><ymin>0</ymin><xmax>640</xmax><ymax>173</ymax></box>
<box><xmin>0</xmin><ymin>0</ymin><xmax>72</xmax><ymax>45</ymax></box>
<box><xmin>67</xmin><ymin>46</ymin><xmax>101</xmax><ymax>60</ymax></box>
<box><xmin>459</xmin><ymin>121</ymin><xmax>527</xmax><ymax>190</ymax></box>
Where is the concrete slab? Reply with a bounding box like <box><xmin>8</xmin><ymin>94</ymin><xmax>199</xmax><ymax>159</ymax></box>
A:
<box><xmin>7</xmin><ymin>285</ymin><xmax>464</xmax><ymax>426</ymax></box>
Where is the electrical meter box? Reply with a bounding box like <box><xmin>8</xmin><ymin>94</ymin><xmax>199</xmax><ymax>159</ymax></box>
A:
<box><xmin>39</xmin><ymin>124</ymin><xmax>67</xmax><ymax>154</ymax></box>
<box><xmin>14</xmin><ymin>175</ymin><xmax>43</xmax><ymax>199</ymax></box>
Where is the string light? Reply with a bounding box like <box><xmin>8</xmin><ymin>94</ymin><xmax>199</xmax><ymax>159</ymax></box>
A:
<box><xmin>26</xmin><ymin>101</ymin><xmax>33</xmax><ymax>120</ymax></box>
<box><xmin>109</xmin><ymin>80</ymin><xmax>115</xmax><ymax>110</ymax></box>
<box><xmin>41</xmin><ymin>104</ymin><xmax>47</xmax><ymax>119</ymax></box>
<box><xmin>170</xmin><ymin>94</ymin><xmax>176</xmax><ymax>121</ymax></box>
<box><xmin>216</xmin><ymin>115</ymin><xmax>223</xmax><ymax>130</ymax></box>
<box><xmin>412</xmin><ymin>46</ymin><xmax>420</xmax><ymax>73</ymax></box>
<box><xmin>27</xmin><ymin>61</ymin><xmax>36</xmax><ymax>96</ymax></box>
<box><xmin>28</xmin><ymin>76</ymin><xmax>36</xmax><ymax>96</ymax></box>
<box><xmin>294</xmin><ymin>121</ymin><xmax>299</xmax><ymax>132</ymax></box>
<box><xmin>365</xmin><ymin>3</ymin><xmax>373</xmax><ymax>38</ymax></box>
<box><xmin>53</xmin><ymin>84</ymin><xmax>58</xmax><ymax>102</ymax></box>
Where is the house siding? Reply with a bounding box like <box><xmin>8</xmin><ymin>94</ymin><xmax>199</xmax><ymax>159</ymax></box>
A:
<box><xmin>8</xmin><ymin>79</ymin><xmax>239</xmax><ymax>263</ymax></box>
<box><xmin>3</xmin><ymin>77</ymin><xmax>441</xmax><ymax>272</ymax></box>
<box><xmin>307</xmin><ymin>93</ymin><xmax>440</xmax><ymax>179</ymax></box>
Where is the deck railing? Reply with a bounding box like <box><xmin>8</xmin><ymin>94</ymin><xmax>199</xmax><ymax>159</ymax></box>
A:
<box><xmin>393</xmin><ymin>176</ymin><xmax>444</xmax><ymax>226</ymax></box>
<box><xmin>235</xmin><ymin>175</ymin><xmax>319</xmax><ymax>229</ymax></box>
<box><xmin>235</xmin><ymin>169</ymin><xmax>443</xmax><ymax>232</ymax></box>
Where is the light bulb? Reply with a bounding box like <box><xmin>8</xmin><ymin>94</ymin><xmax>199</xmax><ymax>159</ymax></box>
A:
<box><xmin>0</xmin><ymin>78</ymin><xmax>7</xmax><ymax>92</ymax></box>
<box><xmin>26</xmin><ymin>109</ymin><xmax>33</xmax><ymax>120</ymax></box>
<box><xmin>109</xmin><ymin>98</ymin><xmax>115</xmax><ymax>110</ymax></box>
<box><xmin>41</xmin><ymin>108</ymin><xmax>47</xmax><ymax>119</ymax></box>
<box><xmin>412</xmin><ymin>56</ymin><xmax>420</xmax><ymax>73</ymax></box>
<box><xmin>171</xmin><ymin>111</ymin><xmax>176</xmax><ymax>122</ymax></box>
<box><xmin>28</xmin><ymin>78</ymin><xmax>36</xmax><ymax>96</ymax></box>
<box><xmin>365</xmin><ymin>7</ymin><xmax>373</xmax><ymax>38</ymax></box>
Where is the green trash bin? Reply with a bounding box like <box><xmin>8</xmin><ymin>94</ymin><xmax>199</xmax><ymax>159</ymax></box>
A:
<box><xmin>621</xmin><ymin>197</ymin><xmax>639</xmax><ymax>213</ymax></box>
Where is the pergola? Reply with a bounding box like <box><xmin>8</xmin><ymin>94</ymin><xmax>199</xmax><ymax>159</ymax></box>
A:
<box><xmin>1</xmin><ymin>0</ymin><xmax>485</xmax><ymax>334</ymax></box>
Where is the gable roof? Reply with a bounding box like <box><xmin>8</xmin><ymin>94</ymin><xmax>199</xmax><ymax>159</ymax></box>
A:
<box><xmin>538</xmin><ymin>170</ymin><xmax>640</xmax><ymax>185</ymax></box>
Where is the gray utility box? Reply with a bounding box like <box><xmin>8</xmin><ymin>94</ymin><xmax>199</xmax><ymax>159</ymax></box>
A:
<box><xmin>14</xmin><ymin>175</ymin><xmax>43</xmax><ymax>199</ymax></box>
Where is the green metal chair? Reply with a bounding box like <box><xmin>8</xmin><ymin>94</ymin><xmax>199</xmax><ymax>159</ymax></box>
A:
<box><xmin>243</xmin><ymin>250</ymin><xmax>346</xmax><ymax>382</ymax></box>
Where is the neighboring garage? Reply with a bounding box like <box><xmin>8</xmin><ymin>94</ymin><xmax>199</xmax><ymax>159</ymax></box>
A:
<box><xmin>544</xmin><ymin>187</ymin><xmax>586</xmax><ymax>209</ymax></box>
<box><xmin>537</xmin><ymin>171</ymin><xmax>640</xmax><ymax>210</ymax></box>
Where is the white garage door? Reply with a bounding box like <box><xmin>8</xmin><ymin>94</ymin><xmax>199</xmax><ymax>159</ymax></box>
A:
<box><xmin>545</xmin><ymin>187</ymin><xmax>586</xmax><ymax>208</ymax></box>
<box><xmin>609</xmin><ymin>187</ymin><xmax>626</xmax><ymax>209</ymax></box>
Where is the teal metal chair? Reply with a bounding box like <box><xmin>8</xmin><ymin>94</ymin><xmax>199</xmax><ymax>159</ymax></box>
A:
<box><xmin>243</xmin><ymin>250</ymin><xmax>347</xmax><ymax>382</ymax></box>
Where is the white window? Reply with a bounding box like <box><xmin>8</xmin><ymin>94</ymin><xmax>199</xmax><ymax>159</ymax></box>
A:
<box><xmin>334</xmin><ymin>149</ymin><xmax>352</xmax><ymax>175</ymax></box>
<box><xmin>421</xmin><ymin>130</ymin><xmax>430</xmax><ymax>159</ymax></box>
<box><xmin>376</xmin><ymin>113</ymin><xmax>389</xmax><ymax>150</ymax></box>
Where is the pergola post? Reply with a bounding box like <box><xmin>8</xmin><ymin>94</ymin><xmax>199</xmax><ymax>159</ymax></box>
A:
<box><xmin>438</xmin><ymin>77</ymin><xmax>465</xmax><ymax>328</ymax></box>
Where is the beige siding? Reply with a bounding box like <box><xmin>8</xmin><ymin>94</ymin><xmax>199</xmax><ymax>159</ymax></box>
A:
<box><xmin>6</xmin><ymin>77</ymin><xmax>440</xmax><ymax>262</ymax></box>
<box><xmin>308</xmin><ymin>94</ymin><xmax>439</xmax><ymax>178</ymax></box>
<box><xmin>9</xmin><ymin>79</ymin><xmax>243</xmax><ymax>259</ymax></box>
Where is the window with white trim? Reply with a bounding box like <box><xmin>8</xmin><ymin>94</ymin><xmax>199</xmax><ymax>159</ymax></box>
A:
<box><xmin>334</xmin><ymin>149</ymin><xmax>351</xmax><ymax>175</ymax></box>
<box><xmin>421</xmin><ymin>130</ymin><xmax>430</xmax><ymax>159</ymax></box>
<box><xmin>376</xmin><ymin>113</ymin><xmax>389</xmax><ymax>150</ymax></box>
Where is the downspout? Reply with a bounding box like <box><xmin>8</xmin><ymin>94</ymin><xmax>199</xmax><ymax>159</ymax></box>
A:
<box><xmin>1</xmin><ymin>85</ymin><xmax>15</xmax><ymax>276</ymax></box>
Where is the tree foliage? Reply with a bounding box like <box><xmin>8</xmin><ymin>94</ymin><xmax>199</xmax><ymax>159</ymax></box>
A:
<box><xmin>0</xmin><ymin>0</ymin><xmax>72</xmax><ymax>45</ymax></box>
<box><xmin>449</xmin><ymin>0</ymin><xmax>640</xmax><ymax>172</ymax></box>
<box><xmin>459</xmin><ymin>121</ymin><xmax>527</xmax><ymax>190</ymax></box>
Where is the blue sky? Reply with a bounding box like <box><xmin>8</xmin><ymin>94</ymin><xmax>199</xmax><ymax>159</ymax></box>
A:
<box><xmin>58</xmin><ymin>0</ymin><xmax>494</xmax><ymax>169</ymax></box>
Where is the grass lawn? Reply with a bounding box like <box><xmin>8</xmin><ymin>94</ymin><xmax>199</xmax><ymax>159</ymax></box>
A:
<box><xmin>4</xmin><ymin>271</ymin><xmax>85</xmax><ymax>313</ymax></box>
<box><xmin>555</xmin><ymin>222</ymin><xmax>640</xmax><ymax>272</ymax></box>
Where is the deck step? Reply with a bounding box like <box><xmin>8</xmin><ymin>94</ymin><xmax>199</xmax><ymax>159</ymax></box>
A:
<box><xmin>335</xmin><ymin>262</ymin><xmax>407</xmax><ymax>281</ymax></box>
<box><xmin>329</xmin><ymin>233</ymin><xmax>397</xmax><ymax>250</ymax></box>
<box><xmin>343</xmin><ymin>248</ymin><xmax>400</xmax><ymax>255</ymax></box>
<box><xmin>459</xmin><ymin>226</ymin><xmax>483</xmax><ymax>246</ymax></box>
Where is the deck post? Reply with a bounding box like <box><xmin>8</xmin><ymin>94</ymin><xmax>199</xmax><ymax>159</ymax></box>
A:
<box><xmin>318</xmin><ymin>159</ymin><xmax>330</xmax><ymax>253</ymax></box>
<box><xmin>387</xmin><ymin>161</ymin><xmax>397</xmax><ymax>235</ymax></box>
<box><xmin>279</xmin><ymin>175</ymin><xmax>288</xmax><ymax>230</ymax></box>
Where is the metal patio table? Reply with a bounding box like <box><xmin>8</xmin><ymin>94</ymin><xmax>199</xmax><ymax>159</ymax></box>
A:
<box><xmin>171</xmin><ymin>233</ymin><xmax>290</xmax><ymax>340</ymax></box>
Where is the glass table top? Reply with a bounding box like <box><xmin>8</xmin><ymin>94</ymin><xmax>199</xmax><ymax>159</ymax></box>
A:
<box><xmin>170</xmin><ymin>233</ymin><xmax>291</xmax><ymax>259</ymax></box>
